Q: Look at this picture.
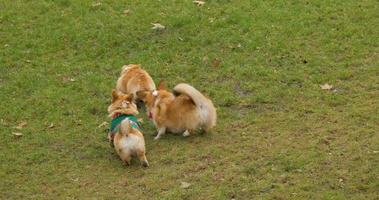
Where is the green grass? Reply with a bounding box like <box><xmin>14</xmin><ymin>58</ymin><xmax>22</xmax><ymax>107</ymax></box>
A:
<box><xmin>1</xmin><ymin>0</ymin><xmax>378</xmax><ymax>199</ymax></box>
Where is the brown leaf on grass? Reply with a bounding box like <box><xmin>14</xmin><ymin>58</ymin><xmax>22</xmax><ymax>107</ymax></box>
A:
<box><xmin>180</xmin><ymin>181</ymin><xmax>191</xmax><ymax>189</ymax></box>
<box><xmin>62</xmin><ymin>76</ymin><xmax>75</xmax><ymax>83</ymax></box>
<box><xmin>212</xmin><ymin>58</ymin><xmax>221</xmax><ymax>68</ymax></box>
<box><xmin>15</xmin><ymin>121</ymin><xmax>27</xmax><ymax>130</ymax></box>
<box><xmin>151</xmin><ymin>23</ymin><xmax>165</xmax><ymax>30</ymax></box>
<box><xmin>320</xmin><ymin>83</ymin><xmax>333</xmax><ymax>90</ymax></box>
<box><xmin>48</xmin><ymin>123</ymin><xmax>55</xmax><ymax>129</ymax></box>
<box><xmin>76</xmin><ymin>120</ymin><xmax>82</xmax><ymax>126</ymax></box>
<box><xmin>70</xmin><ymin>177</ymin><xmax>79</xmax><ymax>182</ymax></box>
<box><xmin>193</xmin><ymin>1</ymin><xmax>205</xmax><ymax>6</ymax></box>
<box><xmin>98</xmin><ymin>121</ymin><xmax>108</xmax><ymax>128</ymax></box>
<box><xmin>123</xmin><ymin>9</ymin><xmax>130</xmax><ymax>16</ymax></box>
<box><xmin>92</xmin><ymin>2</ymin><xmax>102</xmax><ymax>7</ymax></box>
<box><xmin>12</xmin><ymin>132</ymin><xmax>23</xmax><ymax>137</ymax></box>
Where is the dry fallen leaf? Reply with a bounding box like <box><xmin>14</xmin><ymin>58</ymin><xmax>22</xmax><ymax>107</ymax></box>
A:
<box><xmin>151</xmin><ymin>23</ymin><xmax>165</xmax><ymax>30</ymax></box>
<box><xmin>212</xmin><ymin>58</ymin><xmax>221</xmax><ymax>68</ymax></box>
<box><xmin>76</xmin><ymin>120</ymin><xmax>82</xmax><ymax>125</ymax></box>
<box><xmin>12</xmin><ymin>132</ymin><xmax>23</xmax><ymax>137</ymax></box>
<box><xmin>15</xmin><ymin>121</ymin><xmax>27</xmax><ymax>130</ymax></box>
<box><xmin>123</xmin><ymin>9</ymin><xmax>130</xmax><ymax>15</ymax></box>
<box><xmin>62</xmin><ymin>76</ymin><xmax>75</xmax><ymax>83</ymax></box>
<box><xmin>48</xmin><ymin>123</ymin><xmax>55</xmax><ymax>129</ymax></box>
<box><xmin>180</xmin><ymin>181</ymin><xmax>191</xmax><ymax>189</ymax></box>
<box><xmin>92</xmin><ymin>2</ymin><xmax>102</xmax><ymax>7</ymax></box>
<box><xmin>320</xmin><ymin>83</ymin><xmax>333</xmax><ymax>90</ymax></box>
<box><xmin>193</xmin><ymin>1</ymin><xmax>205</xmax><ymax>6</ymax></box>
<box><xmin>98</xmin><ymin>121</ymin><xmax>108</xmax><ymax>128</ymax></box>
<box><xmin>70</xmin><ymin>177</ymin><xmax>79</xmax><ymax>182</ymax></box>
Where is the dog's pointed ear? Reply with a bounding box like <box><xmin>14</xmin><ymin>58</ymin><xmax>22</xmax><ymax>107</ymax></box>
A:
<box><xmin>157</xmin><ymin>80</ymin><xmax>166</xmax><ymax>90</ymax></box>
<box><xmin>112</xmin><ymin>90</ymin><xmax>119</xmax><ymax>102</ymax></box>
<box><xmin>136</xmin><ymin>91</ymin><xmax>147</xmax><ymax>100</ymax></box>
<box><xmin>126</xmin><ymin>93</ymin><xmax>134</xmax><ymax>102</ymax></box>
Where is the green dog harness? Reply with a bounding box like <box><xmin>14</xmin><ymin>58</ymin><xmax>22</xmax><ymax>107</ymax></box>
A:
<box><xmin>110</xmin><ymin>114</ymin><xmax>140</xmax><ymax>134</ymax></box>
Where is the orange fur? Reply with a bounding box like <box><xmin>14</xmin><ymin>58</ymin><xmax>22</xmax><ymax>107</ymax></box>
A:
<box><xmin>116</xmin><ymin>64</ymin><xmax>156</xmax><ymax>101</ymax></box>
<box><xmin>108</xmin><ymin>90</ymin><xmax>138</xmax><ymax>117</ymax></box>
<box><xmin>108</xmin><ymin>91</ymin><xmax>149</xmax><ymax>167</ymax></box>
<box><xmin>137</xmin><ymin>81</ymin><xmax>217</xmax><ymax>140</ymax></box>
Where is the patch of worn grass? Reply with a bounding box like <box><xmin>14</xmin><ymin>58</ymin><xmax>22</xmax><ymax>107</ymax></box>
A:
<box><xmin>1</xmin><ymin>0</ymin><xmax>378</xmax><ymax>199</ymax></box>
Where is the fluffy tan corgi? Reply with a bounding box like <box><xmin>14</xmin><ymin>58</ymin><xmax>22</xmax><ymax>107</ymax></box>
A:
<box><xmin>108</xmin><ymin>90</ymin><xmax>149</xmax><ymax>167</ymax></box>
<box><xmin>137</xmin><ymin>81</ymin><xmax>217</xmax><ymax>140</ymax></box>
<box><xmin>116</xmin><ymin>64</ymin><xmax>156</xmax><ymax>101</ymax></box>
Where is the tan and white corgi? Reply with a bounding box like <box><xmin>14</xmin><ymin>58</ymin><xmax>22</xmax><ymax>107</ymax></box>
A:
<box><xmin>137</xmin><ymin>81</ymin><xmax>217</xmax><ymax>140</ymax></box>
<box><xmin>116</xmin><ymin>64</ymin><xmax>156</xmax><ymax>101</ymax></box>
<box><xmin>108</xmin><ymin>90</ymin><xmax>149</xmax><ymax>167</ymax></box>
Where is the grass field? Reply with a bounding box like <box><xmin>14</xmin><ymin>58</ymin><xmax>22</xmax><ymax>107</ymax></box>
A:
<box><xmin>1</xmin><ymin>0</ymin><xmax>378</xmax><ymax>199</ymax></box>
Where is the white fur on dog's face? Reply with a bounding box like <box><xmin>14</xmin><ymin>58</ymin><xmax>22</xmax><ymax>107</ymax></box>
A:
<box><xmin>121</xmin><ymin>100</ymin><xmax>130</xmax><ymax>108</ymax></box>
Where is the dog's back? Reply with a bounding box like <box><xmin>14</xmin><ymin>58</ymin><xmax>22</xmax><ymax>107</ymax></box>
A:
<box><xmin>116</xmin><ymin>64</ymin><xmax>156</xmax><ymax>98</ymax></box>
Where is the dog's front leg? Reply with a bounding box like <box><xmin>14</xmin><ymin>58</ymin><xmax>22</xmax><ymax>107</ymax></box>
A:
<box><xmin>154</xmin><ymin>127</ymin><xmax>166</xmax><ymax>140</ymax></box>
<box><xmin>183</xmin><ymin>130</ymin><xmax>191</xmax><ymax>137</ymax></box>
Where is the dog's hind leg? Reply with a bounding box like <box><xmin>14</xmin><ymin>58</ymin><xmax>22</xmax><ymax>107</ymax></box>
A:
<box><xmin>120</xmin><ymin>150</ymin><xmax>132</xmax><ymax>166</ymax></box>
<box><xmin>137</xmin><ymin>150</ymin><xmax>149</xmax><ymax>167</ymax></box>
<box><xmin>154</xmin><ymin>127</ymin><xmax>166</xmax><ymax>140</ymax></box>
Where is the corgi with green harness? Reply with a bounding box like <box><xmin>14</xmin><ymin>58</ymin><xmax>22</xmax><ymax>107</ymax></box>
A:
<box><xmin>107</xmin><ymin>91</ymin><xmax>149</xmax><ymax>167</ymax></box>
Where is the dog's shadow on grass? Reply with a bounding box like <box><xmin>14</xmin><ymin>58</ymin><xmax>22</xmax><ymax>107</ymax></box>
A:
<box><xmin>145</xmin><ymin>129</ymin><xmax>212</xmax><ymax>143</ymax></box>
<box><xmin>95</xmin><ymin>112</ymin><xmax>212</xmax><ymax>169</ymax></box>
<box><xmin>102</xmin><ymin>131</ymin><xmax>212</xmax><ymax>169</ymax></box>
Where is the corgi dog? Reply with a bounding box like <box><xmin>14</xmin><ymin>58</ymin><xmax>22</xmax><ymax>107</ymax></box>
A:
<box><xmin>116</xmin><ymin>64</ymin><xmax>156</xmax><ymax>102</ymax></box>
<box><xmin>108</xmin><ymin>90</ymin><xmax>149</xmax><ymax>167</ymax></box>
<box><xmin>137</xmin><ymin>81</ymin><xmax>217</xmax><ymax>140</ymax></box>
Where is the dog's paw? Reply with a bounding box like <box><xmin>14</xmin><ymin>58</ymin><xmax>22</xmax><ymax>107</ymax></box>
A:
<box><xmin>154</xmin><ymin>135</ymin><xmax>160</xmax><ymax>140</ymax></box>
<box><xmin>142</xmin><ymin>160</ymin><xmax>149</xmax><ymax>167</ymax></box>
<box><xmin>183</xmin><ymin>130</ymin><xmax>190</xmax><ymax>137</ymax></box>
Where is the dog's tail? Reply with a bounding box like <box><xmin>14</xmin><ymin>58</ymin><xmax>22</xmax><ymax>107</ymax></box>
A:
<box><xmin>173</xmin><ymin>83</ymin><xmax>217</xmax><ymax>131</ymax></box>
<box><xmin>120</xmin><ymin>119</ymin><xmax>132</xmax><ymax>136</ymax></box>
